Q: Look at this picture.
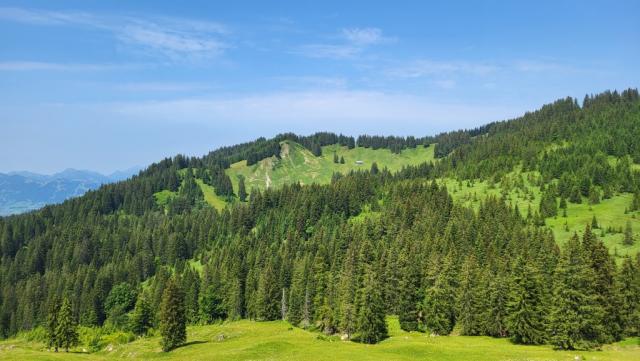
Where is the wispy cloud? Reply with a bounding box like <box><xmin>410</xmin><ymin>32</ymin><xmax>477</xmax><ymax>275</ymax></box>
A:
<box><xmin>0</xmin><ymin>7</ymin><xmax>229</xmax><ymax>62</ymax></box>
<box><xmin>294</xmin><ymin>26</ymin><xmax>390</xmax><ymax>59</ymax></box>
<box><xmin>388</xmin><ymin>59</ymin><xmax>499</xmax><ymax>78</ymax></box>
<box><xmin>513</xmin><ymin>60</ymin><xmax>575</xmax><ymax>73</ymax></box>
<box><xmin>342</xmin><ymin>27</ymin><xmax>388</xmax><ymax>45</ymax></box>
<box><xmin>109</xmin><ymin>90</ymin><xmax>522</xmax><ymax>132</ymax></box>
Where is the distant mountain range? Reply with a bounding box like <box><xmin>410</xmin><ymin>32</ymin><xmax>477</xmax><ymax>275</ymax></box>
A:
<box><xmin>0</xmin><ymin>167</ymin><xmax>141</xmax><ymax>216</ymax></box>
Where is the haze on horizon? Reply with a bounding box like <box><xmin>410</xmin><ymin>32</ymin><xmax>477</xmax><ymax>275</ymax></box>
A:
<box><xmin>1</xmin><ymin>0</ymin><xmax>638</xmax><ymax>174</ymax></box>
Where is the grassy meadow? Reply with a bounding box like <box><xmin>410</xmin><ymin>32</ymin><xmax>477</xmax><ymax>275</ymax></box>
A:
<box><xmin>1</xmin><ymin>317</ymin><xmax>638</xmax><ymax>361</ymax></box>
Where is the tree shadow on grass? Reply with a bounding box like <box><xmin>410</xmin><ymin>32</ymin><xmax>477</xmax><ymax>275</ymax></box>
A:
<box><xmin>173</xmin><ymin>340</ymin><xmax>208</xmax><ymax>350</ymax></box>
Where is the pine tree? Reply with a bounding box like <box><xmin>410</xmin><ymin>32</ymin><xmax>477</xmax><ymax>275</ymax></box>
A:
<box><xmin>55</xmin><ymin>298</ymin><xmax>79</xmax><ymax>352</ymax></box>
<box><xmin>287</xmin><ymin>259</ymin><xmax>306</xmax><ymax>326</ymax></box>
<box><xmin>238</xmin><ymin>176</ymin><xmax>247</xmax><ymax>202</ymax></box>
<box><xmin>506</xmin><ymin>257</ymin><xmax>546</xmax><ymax>345</ymax></box>
<box><xmin>159</xmin><ymin>278</ymin><xmax>187</xmax><ymax>352</ymax></box>
<box><xmin>257</xmin><ymin>260</ymin><xmax>280</xmax><ymax>321</ymax></box>
<box><xmin>588</xmin><ymin>185</ymin><xmax>600</xmax><ymax>204</ymax></box>
<box><xmin>46</xmin><ymin>297</ymin><xmax>61</xmax><ymax>352</ymax></box>
<box><xmin>340</xmin><ymin>156</ymin><xmax>345</xmax><ymax>164</ymax></box>
<box><xmin>582</xmin><ymin>226</ymin><xmax>623</xmax><ymax>342</ymax></box>
<box><xmin>333</xmin><ymin>152</ymin><xmax>339</xmax><ymax>164</ymax></box>
<box><xmin>130</xmin><ymin>294</ymin><xmax>153</xmax><ymax>336</ymax></box>
<box><xmin>355</xmin><ymin>268</ymin><xmax>387</xmax><ymax>344</ymax></box>
<box><xmin>456</xmin><ymin>255</ymin><xmax>485</xmax><ymax>335</ymax></box>
<box><xmin>548</xmin><ymin>234</ymin><xmax>604</xmax><ymax>350</ymax></box>
<box><xmin>617</xmin><ymin>257</ymin><xmax>640</xmax><ymax>336</ymax></box>
<box><xmin>624</xmin><ymin>221</ymin><xmax>634</xmax><ymax>245</ymax></box>
<box><xmin>398</xmin><ymin>253</ymin><xmax>422</xmax><ymax>332</ymax></box>
<box><xmin>370</xmin><ymin>162</ymin><xmax>379</xmax><ymax>175</ymax></box>
<box><xmin>423</xmin><ymin>253</ymin><xmax>456</xmax><ymax>335</ymax></box>
<box><xmin>485</xmin><ymin>268</ymin><xmax>509</xmax><ymax>337</ymax></box>
<box><xmin>631</xmin><ymin>190</ymin><xmax>640</xmax><ymax>211</ymax></box>
<box><xmin>199</xmin><ymin>286</ymin><xmax>226</xmax><ymax>323</ymax></box>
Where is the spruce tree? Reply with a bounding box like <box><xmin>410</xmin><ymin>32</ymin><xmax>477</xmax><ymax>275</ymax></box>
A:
<box><xmin>199</xmin><ymin>285</ymin><xmax>226</xmax><ymax>324</ymax></box>
<box><xmin>423</xmin><ymin>253</ymin><xmax>456</xmax><ymax>335</ymax></box>
<box><xmin>287</xmin><ymin>259</ymin><xmax>306</xmax><ymax>326</ymax></box>
<box><xmin>506</xmin><ymin>257</ymin><xmax>546</xmax><ymax>345</ymax></box>
<box><xmin>130</xmin><ymin>294</ymin><xmax>153</xmax><ymax>336</ymax></box>
<box><xmin>238</xmin><ymin>176</ymin><xmax>247</xmax><ymax>202</ymax></box>
<box><xmin>257</xmin><ymin>260</ymin><xmax>280</xmax><ymax>321</ymax></box>
<box><xmin>582</xmin><ymin>226</ymin><xmax>623</xmax><ymax>342</ymax></box>
<box><xmin>485</xmin><ymin>268</ymin><xmax>509</xmax><ymax>337</ymax></box>
<box><xmin>631</xmin><ymin>190</ymin><xmax>640</xmax><ymax>211</ymax></box>
<box><xmin>355</xmin><ymin>268</ymin><xmax>387</xmax><ymax>344</ymax></box>
<box><xmin>456</xmin><ymin>255</ymin><xmax>485</xmax><ymax>335</ymax></box>
<box><xmin>46</xmin><ymin>297</ymin><xmax>61</xmax><ymax>352</ymax></box>
<box><xmin>159</xmin><ymin>278</ymin><xmax>187</xmax><ymax>352</ymax></box>
<box><xmin>548</xmin><ymin>234</ymin><xmax>604</xmax><ymax>350</ymax></box>
<box><xmin>55</xmin><ymin>298</ymin><xmax>79</xmax><ymax>352</ymax></box>
<box><xmin>398</xmin><ymin>253</ymin><xmax>422</xmax><ymax>332</ymax></box>
<box><xmin>617</xmin><ymin>256</ymin><xmax>640</xmax><ymax>336</ymax></box>
<box><xmin>624</xmin><ymin>221</ymin><xmax>634</xmax><ymax>245</ymax></box>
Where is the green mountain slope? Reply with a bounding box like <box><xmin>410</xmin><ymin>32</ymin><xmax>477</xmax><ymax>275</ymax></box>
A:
<box><xmin>226</xmin><ymin>140</ymin><xmax>434</xmax><ymax>193</ymax></box>
<box><xmin>1</xmin><ymin>89</ymin><xmax>639</xmax><ymax>358</ymax></box>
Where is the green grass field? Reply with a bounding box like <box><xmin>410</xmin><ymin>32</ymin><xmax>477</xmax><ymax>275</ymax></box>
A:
<box><xmin>1</xmin><ymin>317</ymin><xmax>637</xmax><ymax>361</ymax></box>
<box><xmin>439</xmin><ymin>170</ymin><xmax>640</xmax><ymax>259</ymax></box>
<box><xmin>226</xmin><ymin>141</ymin><xmax>435</xmax><ymax>194</ymax></box>
<box><xmin>194</xmin><ymin>179</ymin><xmax>228</xmax><ymax>211</ymax></box>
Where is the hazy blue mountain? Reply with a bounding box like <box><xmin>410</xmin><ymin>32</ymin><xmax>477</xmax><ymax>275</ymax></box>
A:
<box><xmin>0</xmin><ymin>167</ymin><xmax>141</xmax><ymax>216</ymax></box>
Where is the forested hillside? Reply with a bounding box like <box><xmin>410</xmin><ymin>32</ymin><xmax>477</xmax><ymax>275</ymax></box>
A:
<box><xmin>1</xmin><ymin>89</ymin><xmax>639</xmax><ymax>355</ymax></box>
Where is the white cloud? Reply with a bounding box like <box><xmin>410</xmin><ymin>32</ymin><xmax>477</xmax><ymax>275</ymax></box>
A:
<box><xmin>0</xmin><ymin>7</ymin><xmax>228</xmax><ymax>62</ymax></box>
<box><xmin>294</xmin><ymin>26</ymin><xmax>390</xmax><ymax>59</ymax></box>
<box><xmin>389</xmin><ymin>59</ymin><xmax>499</xmax><ymax>78</ymax></box>
<box><xmin>118</xmin><ymin>23</ymin><xmax>226</xmax><ymax>60</ymax></box>
<box><xmin>294</xmin><ymin>44</ymin><xmax>361</xmax><ymax>59</ymax></box>
<box><xmin>342</xmin><ymin>27</ymin><xmax>385</xmax><ymax>45</ymax></box>
<box><xmin>513</xmin><ymin>60</ymin><xmax>573</xmax><ymax>72</ymax></box>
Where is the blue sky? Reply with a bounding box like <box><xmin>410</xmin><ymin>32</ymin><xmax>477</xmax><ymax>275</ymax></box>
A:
<box><xmin>1</xmin><ymin>0</ymin><xmax>638</xmax><ymax>173</ymax></box>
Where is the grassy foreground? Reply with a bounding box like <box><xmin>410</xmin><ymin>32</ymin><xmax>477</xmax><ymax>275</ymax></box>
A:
<box><xmin>1</xmin><ymin>317</ymin><xmax>638</xmax><ymax>361</ymax></box>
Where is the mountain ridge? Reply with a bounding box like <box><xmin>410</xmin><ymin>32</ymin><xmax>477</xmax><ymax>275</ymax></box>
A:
<box><xmin>0</xmin><ymin>166</ymin><xmax>142</xmax><ymax>216</ymax></box>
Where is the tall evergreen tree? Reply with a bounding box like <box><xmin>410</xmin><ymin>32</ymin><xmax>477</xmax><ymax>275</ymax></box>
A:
<box><xmin>624</xmin><ymin>221</ymin><xmax>634</xmax><ymax>245</ymax></box>
<box><xmin>617</xmin><ymin>256</ymin><xmax>640</xmax><ymax>337</ymax></box>
<box><xmin>355</xmin><ymin>268</ymin><xmax>387</xmax><ymax>344</ymax></box>
<box><xmin>582</xmin><ymin>226</ymin><xmax>623</xmax><ymax>342</ymax></box>
<box><xmin>55</xmin><ymin>298</ymin><xmax>79</xmax><ymax>352</ymax></box>
<box><xmin>238</xmin><ymin>176</ymin><xmax>247</xmax><ymax>202</ymax></box>
<box><xmin>506</xmin><ymin>257</ymin><xmax>546</xmax><ymax>345</ymax></box>
<box><xmin>398</xmin><ymin>252</ymin><xmax>422</xmax><ymax>332</ymax></box>
<box><xmin>548</xmin><ymin>234</ymin><xmax>604</xmax><ymax>350</ymax></box>
<box><xmin>485</xmin><ymin>267</ymin><xmax>509</xmax><ymax>337</ymax></box>
<box><xmin>257</xmin><ymin>259</ymin><xmax>280</xmax><ymax>321</ymax></box>
<box><xmin>456</xmin><ymin>255</ymin><xmax>485</xmax><ymax>335</ymax></box>
<box><xmin>130</xmin><ymin>294</ymin><xmax>153</xmax><ymax>336</ymax></box>
<box><xmin>45</xmin><ymin>297</ymin><xmax>61</xmax><ymax>352</ymax></box>
<box><xmin>423</xmin><ymin>252</ymin><xmax>456</xmax><ymax>335</ymax></box>
<box><xmin>159</xmin><ymin>278</ymin><xmax>187</xmax><ymax>352</ymax></box>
